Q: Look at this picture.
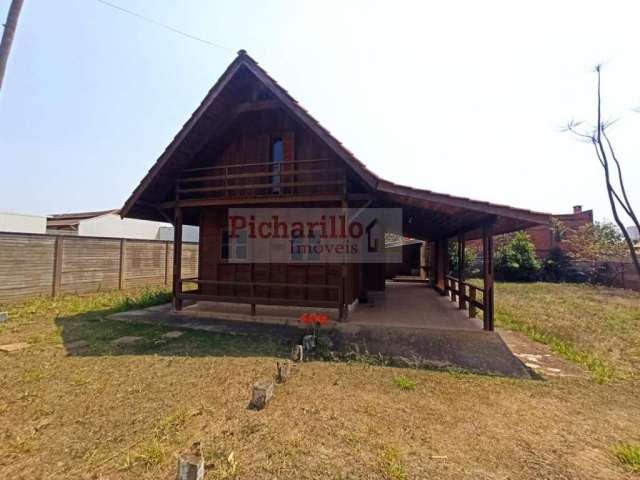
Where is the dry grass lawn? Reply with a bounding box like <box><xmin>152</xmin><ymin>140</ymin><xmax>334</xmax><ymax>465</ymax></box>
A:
<box><xmin>0</xmin><ymin>284</ymin><xmax>639</xmax><ymax>479</ymax></box>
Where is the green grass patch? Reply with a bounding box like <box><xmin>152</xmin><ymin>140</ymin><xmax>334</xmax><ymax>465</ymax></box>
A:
<box><xmin>2</xmin><ymin>287</ymin><xmax>171</xmax><ymax>328</ymax></box>
<box><xmin>497</xmin><ymin>309</ymin><xmax>614</xmax><ymax>382</ymax></box>
<box><xmin>122</xmin><ymin>440</ymin><xmax>167</xmax><ymax>470</ymax></box>
<box><xmin>614</xmin><ymin>443</ymin><xmax>640</xmax><ymax>472</ymax></box>
<box><xmin>380</xmin><ymin>447</ymin><xmax>408</xmax><ymax>480</ymax></box>
<box><xmin>393</xmin><ymin>376</ymin><xmax>417</xmax><ymax>390</ymax></box>
<box><xmin>491</xmin><ymin>282</ymin><xmax>640</xmax><ymax>382</ymax></box>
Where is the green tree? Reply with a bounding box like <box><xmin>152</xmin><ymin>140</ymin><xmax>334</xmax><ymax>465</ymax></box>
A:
<box><xmin>494</xmin><ymin>231</ymin><xmax>541</xmax><ymax>281</ymax></box>
<box><xmin>448</xmin><ymin>241</ymin><xmax>480</xmax><ymax>278</ymax></box>
<box><xmin>563</xmin><ymin>221</ymin><xmax>628</xmax><ymax>263</ymax></box>
<box><xmin>561</xmin><ymin>221</ymin><xmax>628</xmax><ymax>285</ymax></box>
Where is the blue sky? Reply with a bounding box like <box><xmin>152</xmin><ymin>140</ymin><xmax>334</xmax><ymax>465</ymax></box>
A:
<box><xmin>1</xmin><ymin>0</ymin><xmax>639</xmax><ymax>224</ymax></box>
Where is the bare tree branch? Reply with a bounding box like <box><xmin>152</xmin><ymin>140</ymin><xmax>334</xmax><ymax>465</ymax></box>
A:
<box><xmin>603</xmin><ymin>129</ymin><xmax>640</xmax><ymax>231</ymax></box>
<box><xmin>591</xmin><ymin>66</ymin><xmax>640</xmax><ymax>275</ymax></box>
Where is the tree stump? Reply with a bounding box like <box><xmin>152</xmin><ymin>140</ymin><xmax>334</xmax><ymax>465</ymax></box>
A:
<box><xmin>292</xmin><ymin>344</ymin><xmax>304</xmax><ymax>362</ymax></box>
<box><xmin>175</xmin><ymin>442</ymin><xmax>204</xmax><ymax>480</ymax></box>
<box><xmin>302</xmin><ymin>334</ymin><xmax>316</xmax><ymax>352</ymax></box>
<box><xmin>276</xmin><ymin>361</ymin><xmax>291</xmax><ymax>383</ymax></box>
<box><xmin>249</xmin><ymin>378</ymin><xmax>274</xmax><ymax>410</ymax></box>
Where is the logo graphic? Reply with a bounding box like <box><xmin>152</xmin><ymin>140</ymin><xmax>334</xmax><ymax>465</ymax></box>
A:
<box><xmin>224</xmin><ymin>208</ymin><xmax>402</xmax><ymax>264</ymax></box>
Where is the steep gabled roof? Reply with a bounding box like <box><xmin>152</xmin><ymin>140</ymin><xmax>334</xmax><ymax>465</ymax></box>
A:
<box><xmin>121</xmin><ymin>50</ymin><xmax>550</xmax><ymax>238</ymax></box>
<box><xmin>121</xmin><ymin>50</ymin><xmax>378</xmax><ymax>220</ymax></box>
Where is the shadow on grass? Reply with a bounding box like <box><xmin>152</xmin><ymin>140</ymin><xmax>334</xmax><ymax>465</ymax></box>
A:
<box><xmin>53</xmin><ymin>292</ymin><xmax>291</xmax><ymax>359</ymax></box>
<box><xmin>50</xmin><ymin>289</ymin><xmax>531</xmax><ymax>378</ymax></box>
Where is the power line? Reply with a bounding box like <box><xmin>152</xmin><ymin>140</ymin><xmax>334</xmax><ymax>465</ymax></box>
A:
<box><xmin>94</xmin><ymin>0</ymin><xmax>234</xmax><ymax>52</ymax></box>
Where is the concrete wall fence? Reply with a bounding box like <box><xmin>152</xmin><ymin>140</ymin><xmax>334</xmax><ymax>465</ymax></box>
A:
<box><xmin>0</xmin><ymin>231</ymin><xmax>198</xmax><ymax>304</ymax></box>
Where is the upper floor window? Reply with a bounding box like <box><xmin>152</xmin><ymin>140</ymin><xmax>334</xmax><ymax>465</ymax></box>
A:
<box><xmin>271</xmin><ymin>138</ymin><xmax>283</xmax><ymax>193</ymax></box>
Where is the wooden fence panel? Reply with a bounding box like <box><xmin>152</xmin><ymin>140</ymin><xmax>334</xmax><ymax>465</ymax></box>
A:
<box><xmin>0</xmin><ymin>234</ymin><xmax>56</xmax><ymax>301</ymax></box>
<box><xmin>0</xmin><ymin>232</ymin><xmax>199</xmax><ymax>304</ymax></box>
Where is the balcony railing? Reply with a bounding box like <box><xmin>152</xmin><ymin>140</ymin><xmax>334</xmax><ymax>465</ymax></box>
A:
<box><xmin>444</xmin><ymin>275</ymin><xmax>485</xmax><ymax>319</ymax></box>
<box><xmin>177</xmin><ymin>158</ymin><xmax>346</xmax><ymax>201</ymax></box>
<box><xmin>178</xmin><ymin>277</ymin><xmax>344</xmax><ymax>318</ymax></box>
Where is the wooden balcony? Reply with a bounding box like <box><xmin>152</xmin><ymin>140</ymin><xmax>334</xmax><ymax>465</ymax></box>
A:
<box><xmin>176</xmin><ymin>158</ymin><xmax>346</xmax><ymax>205</ymax></box>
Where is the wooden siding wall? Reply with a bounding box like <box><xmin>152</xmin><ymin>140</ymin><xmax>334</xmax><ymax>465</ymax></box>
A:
<box><xmin>192</xmin><ymin>112</ymin><xmax>359</xmax><ymax>305</ymax></box>
<box><xmin>178</xmin><ymin>110</ymin><xmax>346</xmax><ymax>204</ymax></box>
<box><xmin>198</xmin><ymin>209</ymin><xmax>346</xmax><ymax>303</ymax></box>
<box><xmin>0</xmin><ymin>232</ymin><xmax>198</xmax><ymax>303</ymax></box>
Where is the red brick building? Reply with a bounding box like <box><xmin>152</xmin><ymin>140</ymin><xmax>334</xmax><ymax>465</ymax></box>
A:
<box><xmin>526</xmin><ymin>205</ymin><xmax>593</xmax><ymax>259</ymax></box>
<box><xmin>467</xmin><ymin>205</ymin><xmax>592</xmax><ymax>259</ymax></box>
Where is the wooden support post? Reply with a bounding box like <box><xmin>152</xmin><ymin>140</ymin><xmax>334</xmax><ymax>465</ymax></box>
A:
<box><xmin>420</xmin><ymin>241</ymin><xmax>428</xmax><ymax>280</ymax></box>
<box><xmin>340</xmin><ymin>198</ymin><xmax>348</xmax><ymax>320</ymax></box>
<box><xmin>172</xmin><ymin>207</ymin><xmax>183</xmax><ymax>311</ymax></box>
<box><xmin>482</xmin><ymin>223</ymin><xmax>495</xmax><ymax>331</ymax></box>
<box><xmin>164</xmin><ymin>241</ymin><xmax>170</xmax><ymax>286</ymax></box>
<box><xmin>250</xmin><ymin>263</ymin><xmax>256</xmax><ymax>315</ymax></box>
<box><xmin>458</xmin><ymin>234</ymin><xmax>466</xmax><ymax>310</ymax></box>
<box><xmin>52</xmin><ymin>236</ymin><xmax>64</xmax><ymax>297</ymax></box>
<box><xmin>443</xmin><ymin>238</ymin><xmax>449</xmax><ymax>283</ymax></box>
<box><xmin>436</xmin><ymin>239</ymin><xmax>448</xmax><ymax>295</ymax></box>
<box><xmin>118</xmin><ymin>238</ymin><xmax>127</xmax><ymax>290</ymax></box>
<box><xmin>429</xmin><ymin>241</ymin><xmax>437</xmax><ymax>288</ymax></box>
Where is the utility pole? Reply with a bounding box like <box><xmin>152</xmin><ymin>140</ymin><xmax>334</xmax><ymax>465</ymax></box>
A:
<box><xmin>0</xmin><ymin>0</ymin><xmax>24</xmax><ymax>92</ymax></box>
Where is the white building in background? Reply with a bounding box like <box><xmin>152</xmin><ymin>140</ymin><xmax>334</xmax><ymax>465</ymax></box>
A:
<box><xmin>0</xmin><ymin>211</ymin><xmax>47</xmax><ymax>234</ymax></box>
<box><xmin>47</xmin><ymin>209</ymin><xmax>199</xmax><ymax>242</ymax></box>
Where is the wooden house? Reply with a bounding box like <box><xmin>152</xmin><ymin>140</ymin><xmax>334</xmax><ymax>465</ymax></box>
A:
<box><xmin>121</xmin><ymin>50</ymin><xmax>549</xmax><ymax>330</ymax></box>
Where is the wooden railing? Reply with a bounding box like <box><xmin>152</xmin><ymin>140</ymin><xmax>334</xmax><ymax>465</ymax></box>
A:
<box><xmin>444</xmin><ymin>275</ymin><xmax>485</xmax><ymax>320</ymax></box>
<box><xmin>178</xmin><ymin>277</ymin><xmax>344</xmax><ymax>318</ymax></box>
<box><xmin>177</xmin><ymin>158</ymin><xmax>346</xmax><ymax>200</ymax></box>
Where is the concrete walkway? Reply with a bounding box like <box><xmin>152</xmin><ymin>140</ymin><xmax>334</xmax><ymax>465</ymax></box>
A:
<box><xmin>348</xmin><ymin>282</ymin><xmax>483</xmax><ymax>331</ymax></box>
<box><xmin>498</xmin><ymin>329</ymin><xmax>586</xmax><ymax>378</ymax></box>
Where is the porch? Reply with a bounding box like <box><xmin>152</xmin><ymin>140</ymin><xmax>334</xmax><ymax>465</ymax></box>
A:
<box><xmin>171</xmin><ymin>280</ymin><xmax>483</xmax><ymax>331</ymax></box>
<box><xmin>109</xmin><ymin>280</ymin><xmax>528</xmax><ymax>377</ymax></box>
<box><xmin>348</xmin><ymin>281</ymin><xmax>483</xmax><ymax>331</ymax></box>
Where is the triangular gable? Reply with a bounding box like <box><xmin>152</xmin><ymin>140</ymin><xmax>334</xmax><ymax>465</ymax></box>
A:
<box><xmin>121</xmin><ymin>50</ymin><xmax>378</xmax><ymax>220</ymax></box>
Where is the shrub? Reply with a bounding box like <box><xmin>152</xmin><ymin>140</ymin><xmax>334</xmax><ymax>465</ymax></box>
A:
<box><xmin>448</xmin><ymin>242</ymin><xmax>480</xmax><ymax>278</ymax></box>
<box><xmin>494</xmin><ymin>232</ymin><xmax>541</xmax><ymax>281</ymax></box>
<box><xmin>541</xmin><ymin>247</ymin><xmax>588</xmax><ymax>283</ymax></box>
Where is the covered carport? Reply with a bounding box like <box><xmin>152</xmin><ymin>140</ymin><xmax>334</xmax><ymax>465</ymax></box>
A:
<box><xmin>371</xmin><ymin>179</ymin><xmax>550</xmax><ymax>331</ymax></box>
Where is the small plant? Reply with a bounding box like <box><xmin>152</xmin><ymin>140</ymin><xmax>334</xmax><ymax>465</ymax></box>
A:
<box><xmin>209</xmin><ymin>451</ymin><xmax>239</xmax><ymax>479</ymax></box>
<box><xmin>393</xmin><ymin>376</ymin><xmax>417</xmax><ymax>390</ymax></box>
<box><xmin>380</xmin><ymin>447</ymin><xmax>408</xmax><ymax>480</ymax></box>
<box><xmin>298</xmin><ymin>312</ymin><xmax>330</xmax><ymax>344</ymax></box>
<box><xmin>121</xmin><ymin>440</ymin><xmax>166</xmax><ymax>470</ymax></box>
<box><xmin>614</xmin><ymin>443</ymin><xmax>640</xmax><ymax>471</ymax></box>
